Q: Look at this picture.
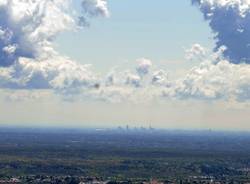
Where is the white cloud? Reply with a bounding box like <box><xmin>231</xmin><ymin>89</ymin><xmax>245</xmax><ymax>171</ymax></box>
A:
<box><xmin>185</xmin><ymin>43</ymin><xmax>207</xmax><ymax>61</ymax></box>
<box><xmin>152</xmin><ymin>70</ymin><xmax>169</xmax><ymax>86</ymax></box>
<box><xmin>2</xmin><ymin>44</ymin><xmax>17</xmax><ymax>55</ymax></box>
<box><xmin>136</xmin><ymin>58</ymin><xmax>152</xmax><ymax>76</ymax></box>
<box><xmin>90</xmin><ymin>53</ymin><xmax>250</xmax><ymax>103</ymax></box>
<box><xmin>0</xmin><ymin>55</ymin><xmax>97</xmax><ymax>90</ymax></box>
<box><xmin>79</xmin><ymin>0</ymin><xmax>109</xmax><ymax>26</ymax></box>
<box><xmin>125</xmin><ymin>73</ymin><xmax>141</xmax><ymax>87</ymax></box>
<box><xmin>0</xmin><ymin>0</ymin><xmax>108</xmax><ymax>91</ymax></box>
<box><xmin>0</xmin><ymin>0</ymin><xmax>75</xmax><ymax>66</ymax></box>
<box><xmin>81</xmin><ymin>0</ymin><xmax>109</xmax><ymax>17</ymax></box>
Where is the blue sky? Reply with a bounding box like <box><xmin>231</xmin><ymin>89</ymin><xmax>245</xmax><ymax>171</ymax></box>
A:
<box><xmin>56</xmin><ymin>0</ymin><xmax>214</xmax><ymax>73</ymax></box>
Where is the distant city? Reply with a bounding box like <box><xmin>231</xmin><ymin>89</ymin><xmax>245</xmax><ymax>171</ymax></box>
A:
<box><xmin>117</xmin><ymin>125</ymin><xmax>155</xmax><ymax>132</ymax></box>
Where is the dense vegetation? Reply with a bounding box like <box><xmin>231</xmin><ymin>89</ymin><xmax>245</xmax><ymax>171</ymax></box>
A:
<box><xmin>0</xmin><ymin>128</ymin><xmax>250</xmax><ymax>182</ymax></box>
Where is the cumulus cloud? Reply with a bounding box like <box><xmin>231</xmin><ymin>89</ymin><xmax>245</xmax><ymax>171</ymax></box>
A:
<box><xmin>152</xmin><ymin>70</ymin><xmax>169</xmax><ymax>86</ymax></box>
<box><xmin>185</xmin><ymin>43</ymin><xmax>207</xmax><ymax>61</ymax></box>
<box><xmin>0</xmin><ymin>0</ymin><xmax>74</xmax><ymax>67</ymax></box>
<box><xmin>81</xmin><ymin>0</ymin><xmax>109</xmax><ymax>17</ymax></box>
<box><xmin>79</xmin><ymin>0</ymin><xmax>109</xmax><ymax>26</ymax></box>
<box><xmin>84</xmin><ymin>48</ymin><xmax>250</xmax><ymax>103</ymax></box>
<box><xmin>170</xmin><ymin>59</ymin><xmax>250</xmax><ymax>102</ymax></box>
<box><xmin>0</xmin><ymin>0</ymin><xmax>108</xmax><ymax>91</ymax></box>
<box><xmin>0</xmin><ymin>56</ymin><xmax>97</xmax><ymax>90</ymax></box>
<box><xmin>136</xmin><ymin>58</ymin><xmax>152</xmax><ymax>76</ymax></box>
<box><xmin>192</xmin><ymin>0</ymin><xmax>250</xmax><ymax>64</ymax></box>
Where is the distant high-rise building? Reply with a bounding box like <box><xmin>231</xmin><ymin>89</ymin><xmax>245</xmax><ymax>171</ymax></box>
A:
<box><xmin>149</xmin><ymin>125</ymin><xmax>155</xmax><ymax>131</ymax></box>
<box><xmin>126</xmin><ymin>125</ymin><xmax>129</xmax><ymax>131</ymax></box>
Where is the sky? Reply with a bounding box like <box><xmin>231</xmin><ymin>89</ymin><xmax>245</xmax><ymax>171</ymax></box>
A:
<box><xmin>55</xmin><ymin>0</ymin><xmax>214</xmax><ymax>73</ymax></box>
<box><xmin>1</xmin><ymin>0</ymin><xmax>250</xmax><ymax>130</ymax></box>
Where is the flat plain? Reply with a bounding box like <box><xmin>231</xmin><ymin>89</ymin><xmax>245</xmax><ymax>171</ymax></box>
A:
<box><xmin>0</xmin><ymin>128</ymin><xmax>250</xmax><ymax>183</ymax></box>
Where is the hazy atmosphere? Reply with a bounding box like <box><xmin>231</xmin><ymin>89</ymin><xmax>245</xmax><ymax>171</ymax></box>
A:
<box><xmin>0</xmin><ymin>0</ymin><xmax>250</xmax><ymax>130</ymax></box>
